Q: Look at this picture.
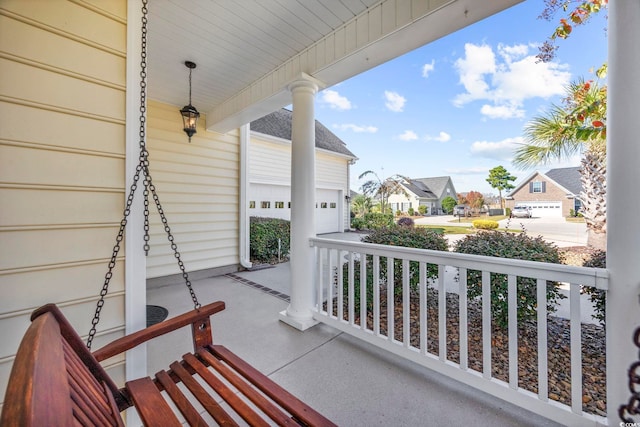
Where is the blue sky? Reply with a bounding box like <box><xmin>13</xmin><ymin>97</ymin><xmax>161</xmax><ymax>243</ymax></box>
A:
<box><xmin>312</xmin><ymin>1</ymin><xmax>608</xmax><ymax>195</ymax></box>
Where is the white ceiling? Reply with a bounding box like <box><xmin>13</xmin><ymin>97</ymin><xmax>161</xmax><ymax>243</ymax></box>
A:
<box><xmin>146</xmin><ymin>0</ymin><xmax>522</xmax><ymax>131</ymax></box>
<box><xmin>148</xmin><ymin>0</ymin><xmax>379</xmax><ymax>113</ymax></box>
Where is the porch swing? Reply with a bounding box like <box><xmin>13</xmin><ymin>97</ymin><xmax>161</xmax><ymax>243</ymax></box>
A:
<box><xmin>0</xmin><ymin>2</ymin><xmax>335</xmax><ymax>426</ymax></box>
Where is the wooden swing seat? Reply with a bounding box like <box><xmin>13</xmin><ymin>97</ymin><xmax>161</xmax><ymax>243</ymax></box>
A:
<box><xmin>0</xmin><ymin>301</ymin><xmax>336</xmax><ymax>427</ymax></box>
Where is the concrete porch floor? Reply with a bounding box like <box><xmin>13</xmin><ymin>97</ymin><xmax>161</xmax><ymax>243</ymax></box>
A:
<box><xmin>147</xmin><ymin>271</ymin><xmax>561</xmax><ymax>426</ymax></box>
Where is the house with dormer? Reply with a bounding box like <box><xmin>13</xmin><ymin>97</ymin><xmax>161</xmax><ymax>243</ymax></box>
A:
<box><xmin>388</xmin><ymin>176</ymin><xmax>457</xmax><ymax>215</ymax></box>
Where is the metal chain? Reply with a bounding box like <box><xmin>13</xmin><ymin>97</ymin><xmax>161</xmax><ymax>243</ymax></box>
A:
<box><xmin>87</xmin><ymin>0</ymin><xmax>200</xmax><ymax>348</ymax></box>
<box><xmin>619</xmin><ymin>327</ymin><xmax>640</xmax><ymax>421</ymax></box>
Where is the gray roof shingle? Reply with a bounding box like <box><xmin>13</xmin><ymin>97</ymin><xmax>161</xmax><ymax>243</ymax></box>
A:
<box><xmin>411</xmin><ymin>176</ymin><xmax>454</xmax><ymax>199</ymax></box>
<box><xmin>545</xmin><ymin>166</ymin><xmax>582</xmax><ymax>195</ymax></box>
<box><xmin>250</xmin><ymin>108</ymin><xmax>356</xmax><ymax>158</ymax></box>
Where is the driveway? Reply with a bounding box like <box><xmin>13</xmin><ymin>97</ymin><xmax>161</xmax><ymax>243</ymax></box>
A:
<box><xmin>414</xmin><ymin>215</ymin><xmax>587</xmax><ymax>247</ymax></box>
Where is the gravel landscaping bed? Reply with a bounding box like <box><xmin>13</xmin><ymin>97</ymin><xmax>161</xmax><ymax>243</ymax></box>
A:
<box><xmin>332</xmin><ymin>291</ymin><xmax>606</xmax><ymax>416</ymax></box>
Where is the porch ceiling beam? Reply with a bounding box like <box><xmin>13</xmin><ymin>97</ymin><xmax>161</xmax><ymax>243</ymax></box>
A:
<box><xmin>206</xmin><ymin>0</ymin><xmax>523</xmax><ymax>133</ymax></box>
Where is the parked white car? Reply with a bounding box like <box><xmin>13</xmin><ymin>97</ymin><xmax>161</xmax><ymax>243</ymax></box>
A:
<box><xmin>511</xmin><ymin>206</ymin><xmax>532</xmax><ymax>218</ymax></box>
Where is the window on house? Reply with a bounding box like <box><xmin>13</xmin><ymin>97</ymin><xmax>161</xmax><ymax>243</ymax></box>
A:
<box><xmin>321</xmin><ymin>202</ymin><xmax>327</xmax><ymax>208</ymax></box>
<box><xmin>261</xmin><ymin>201</ymin><xmax>270</xmax><ymax>208</ymax></box>
<box><xmin>330</xmin><ymin>202</ymin><xmax>336</xmax><ymax>208</ymax></box>
<box><xmin>530</xmin><ymin>181</ymin><xmax>546</xmax><ymax>193</ymax></box>
<box><xmin>249</xmin><ymin>201</ymin><xmax>255</xmax><ymax>209</ymax></box>
<box><xmin>275</xmin><ymin>201</ymin><xmax>284</xmax><ymax>208</ymax></box>
<box><xmin>288</xmin><ymin>202</ymin><xmax>291</xmax><ymax>208</ymax></box>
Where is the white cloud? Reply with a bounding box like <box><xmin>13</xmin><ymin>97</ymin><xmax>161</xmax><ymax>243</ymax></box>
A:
<box><xmin>426</xmin><ymin>131</ymin><xmax>451</xmax><ymax>142</ymax></box>
<box><xmin>422</xmin><ymin>60</ymin><xmax>435</xmax><ymax>78</ymax></box>
<box><xmin>334</xmin><ymin>123</ymin><xmax>378</xmax><ymax>133</ymax></box>
<box><xmin>321</xmin><ymin>90</ymin><xmax>352</xmax><ymax>111</ymax></box>
<box><xmin>452</xmin><ymin>44</ymin><xmax>496</xmax><ymax>106</ymax></box>
<box><xmin>452</xmin><ymin>43</ymin><xmax>571</xmax><ymax>119</ymax></box>
<box><xmin>470</xmin><ymin>136</ymin><xmax>524</xmax><ymax>161</ymax></box>
<box><xmin>398</xmin><ymin>130</ymin><xmax>418</xmax><ymax>141</ymax></box>
<box><xmin>480</xmin><ymin>104</ymin><xmax>525</xmax><ymax>119</ymax></box>
<box><xmin>497</xmin><ymin>43</ymin><xmax>530</xmax><ymax>63</ymax></box>
<box><xmin>384</xmin><ymin>90</ymin><xmax>406</xmax><ymax>112</ymax></box>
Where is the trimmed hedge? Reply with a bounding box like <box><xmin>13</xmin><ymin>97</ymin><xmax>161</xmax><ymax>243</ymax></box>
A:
<box><xmin>351</xmin><ymin>212</ymin><xmax>394</xmax><ymax>230</ymax></box>
<box><xmin>453</xmin><ymin>231</ymin><xmax>565</xmax><ymax>329</ymax></box>
<box><xmin>345</xmin><ymin>227</ymin><xmax>449</xmax><ymax>312</ymax></box>
<box><xmin>472</xmin><ymin>219</ymin><xmax>499</xmax><ymax>230</ymax></box>
<box><xmin>249</xmin><ymin>217</ymin><xmax>290</xmax><ymax>263</ymax></box>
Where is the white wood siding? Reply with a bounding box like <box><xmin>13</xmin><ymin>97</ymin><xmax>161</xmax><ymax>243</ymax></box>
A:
<box><xmin>146</xmin><ymin>101</ymin><xmax>240</xmax><ymax>278</ymax></box>
<box><xmin>0</xmin><ymin>0</ymin><xmax>128</xmax><ymax>406</ymax></box>
<box><xmin>249</xmin><ymin>135</ymin><xmax>350</xmax><ymax>231</ymax></box>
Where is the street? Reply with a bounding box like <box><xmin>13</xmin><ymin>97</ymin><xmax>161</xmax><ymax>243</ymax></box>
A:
<box><xmin>414</xmin><ymin>214</ymin><xmax>587</xmax><ymax>247</ymax></box>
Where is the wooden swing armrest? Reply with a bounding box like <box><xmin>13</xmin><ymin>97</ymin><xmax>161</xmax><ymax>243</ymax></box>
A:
<box><xmin>93</xmin><ymin>301</ymin><xmax>225</xmax><ymax>362</ymax></box>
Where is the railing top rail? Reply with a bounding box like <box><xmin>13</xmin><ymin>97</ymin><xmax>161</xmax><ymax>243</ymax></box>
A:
<box><xmin>310</xmin><ymin>237</ymin><xmax>608</xmax><ymax>289</ymax></box>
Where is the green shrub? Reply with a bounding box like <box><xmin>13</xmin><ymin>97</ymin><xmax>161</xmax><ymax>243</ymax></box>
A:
<box><xmin>351</xmin><ymin>217</ymin><xmax>366</xmax><ymax>230</ymax></box>
<box><xmin>249</xmin><ymin>217</ymin><xmax>290</xmax><ymax>263</ymax></box>
<box><xmin>345</xmin><ymin>227</ymin><xmax>448</xmax><ymax>308</ymax></box>
<box><xmin>351</xmin><ymin>212</ymin><xmax>394</xmax><ymax>230</ymax></box>
<box><xmin>582</xmin><ymin>250</ymin><xmax>606</xmax><ymax>325</ymax></box>
<box><xmin>418</xmin><ymin>205</ymin><xmax>427</xmax><ymax>215</ymax></box>
<box><xmin>407</xmin><ymin>207</ymin><xmax>415</xmax><ymax>216</ymax></box>
<box><xmin>453</xmin><ymin>231</ymin><xmax>565</xmax><ymax>329</ymax></box>
<box><xmin>472</xmin><ymin>219</ymin><xmax>499</xmax><ymax>230</ymax></box>
<box><xmin>363</xmin><ymin>212</ymin><xmax>394</xmax><ymax>230</ymax></box>
<box><xmin>441</xmin><ymin>196</ymin><xmax>457</xmax><ymax>214</ymax></box>
<box><xmin>505</xmin><ymin>207</ymin><xmax>511</xmax><ymax>217</ymax></box>
<box><xmin>569</xmin><ymin>209</ymin><xmax>584</xmax><ymax>218</ymax></box>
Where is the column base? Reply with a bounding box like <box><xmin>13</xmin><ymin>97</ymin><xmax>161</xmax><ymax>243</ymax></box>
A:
<box><xmin>278</xmin><ymin>310</ymin><xmax>319</xmax><ymax>331</ymax></box>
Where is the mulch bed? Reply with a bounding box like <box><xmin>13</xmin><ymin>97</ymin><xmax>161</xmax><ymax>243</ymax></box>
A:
<box><xmin>326</xmin><ymin>246</ymin><xmax>607</xmax><ymax>416</ymax></box>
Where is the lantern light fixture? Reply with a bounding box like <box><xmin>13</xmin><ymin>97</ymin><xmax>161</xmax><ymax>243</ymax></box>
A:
<box><xmin>180</xmin><ymin>61</ymin><xmax>200</xmax><ymax>142</ymax></box>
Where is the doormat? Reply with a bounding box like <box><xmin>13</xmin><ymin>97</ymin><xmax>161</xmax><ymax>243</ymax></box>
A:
<box><xmin>146</xmin><ymin>305</ymin><xmax>169</xmax><ymax>327</ymax></box>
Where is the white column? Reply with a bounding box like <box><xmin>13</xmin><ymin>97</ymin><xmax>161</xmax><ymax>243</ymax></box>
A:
<box><xmin>125</xmin><ymin>0</ymin><xmax>146</xmax><ymax>424</ymax></box>
<box><xmin>279</xmin><ymin>77</ymin><xmax>320</xmax><ymax>330</ymax></box>
<box><xmin>606</xmin><ymin>0</ymin><xmax>640</xmax><ymax>424</ymax></box>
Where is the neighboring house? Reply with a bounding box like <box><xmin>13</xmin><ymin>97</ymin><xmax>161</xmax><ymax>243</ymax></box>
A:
<box><xmin>388</xmin><ymin>176</ymin><xmax>457</xmax><ymax>215</ymax></box>
<box><xmin>506</xmin><ymin>167</ymin><xmax>582</xmax><ymax>217</ymax></box>
<box><xmin>249</xmin><ymin>109</ymin><xmax>357</xmax><ymax>234</ymax></box>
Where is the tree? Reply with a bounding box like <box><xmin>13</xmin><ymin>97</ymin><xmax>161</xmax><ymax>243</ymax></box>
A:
<box><xmin>441</xmin><ymin>196</ymin><xmax>456</xmax><ymax>214</ymax></box>
<box><xmin>513</xmin><ymin>76</ymin><xmax>607</xmax><ymax>249</ymax></box>
<box><xmin>486</xmin><ymin>166</ymin><xmax>517</xmax><ymax>210</ymax></box>
<box><xmin>465</xmin><ymin>191</ymin><xmax>485</xmax><ymax>214</ymax></box>
<box><xmin>537</xmin><ymin>0</ymin><xmax>608</xmax><ymax>63</ymax></box>
<box><xmin>359</xmin><ymin>170</ymin><xmax>409</xmax><ymax>215</ymax></box>
<box><xmin>351</xmin><ymin>194</ymin><xmax>373</xmax><ymax>218</ymax></box>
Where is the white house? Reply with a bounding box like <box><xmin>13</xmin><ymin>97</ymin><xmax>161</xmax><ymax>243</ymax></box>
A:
<box><xmin>249</xmin><ymin>109</ymin><xmax>357</xmax><ymax>234</ymax></box>
<box><xmin>388</xmin><ymin>176</ymin><xmax>457</xmax><ymax>215</ymax></box>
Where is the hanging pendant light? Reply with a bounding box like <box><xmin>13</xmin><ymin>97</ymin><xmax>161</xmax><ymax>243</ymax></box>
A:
<box><xmin>180</xmin><ymin>61</ymin><xmax>200</xmax><ymax>142</ymax></box>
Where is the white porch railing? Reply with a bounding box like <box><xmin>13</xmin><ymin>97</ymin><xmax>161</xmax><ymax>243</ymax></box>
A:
<box><xmin>310</xmin><ymin>237</ymin><xmax>609</xmax><ymax>427</ymax></box>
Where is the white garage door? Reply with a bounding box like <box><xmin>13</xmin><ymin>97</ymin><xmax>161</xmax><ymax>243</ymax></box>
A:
<box><xmin>520</xmin><ymin>202</ymin><xmax>562</xmax><ymax>217</ymax></box>
<box><xmin>316</xmin><ymin>189</ymin><xmax>341</xmax><ymax>234</ymax></box>
<box><xmin>249</xmin><ymin>184</ymin><xmax>341</xmax><ymax>234</ymax></box>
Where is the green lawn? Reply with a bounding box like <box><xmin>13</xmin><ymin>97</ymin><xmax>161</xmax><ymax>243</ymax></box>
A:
<box><xmin>417</xmin><ymin>224</ymin><xmax>522</xmax><ymax>235</ymax></box>
<box><xmin>448</xmin><ymin>215</ymin><xmax>509</xmax><ymax>223</ymax></box>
